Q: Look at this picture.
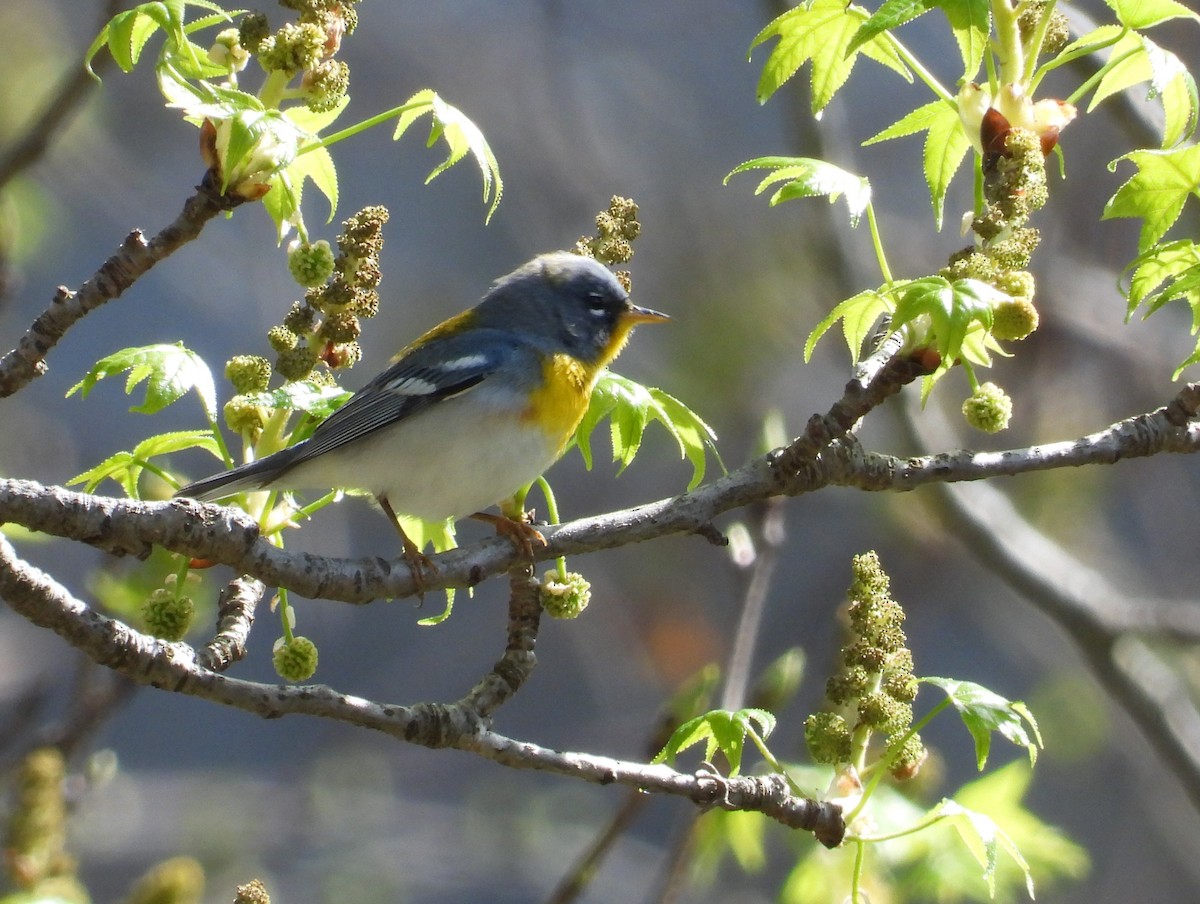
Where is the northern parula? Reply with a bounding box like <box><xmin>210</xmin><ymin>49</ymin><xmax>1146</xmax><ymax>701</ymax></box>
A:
<box><xmin>176</xmin><ymin>251</ymin><xmax>668</xmax><ymax>565</ymax></box>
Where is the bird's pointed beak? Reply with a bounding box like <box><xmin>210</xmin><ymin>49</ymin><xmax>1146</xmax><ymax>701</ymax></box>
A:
<box><xmin>622</xmin><ymin>301</ymin><xmax>670</xmax><ymax>325</ymax></box>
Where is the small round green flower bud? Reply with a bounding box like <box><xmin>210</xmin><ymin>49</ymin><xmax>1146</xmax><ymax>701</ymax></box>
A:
<box><xmin>142</xmin><ymin>589</ymin><xmax>195</xmax><ymax>642</ymax></box>
<box><xmin>882</xmin><ymin>670</ymin><xmax>919</xmax><ymax>703</ymax></box>
<box><xmin>858</xmin><ymin>692</ymin><xmax>897</xmax><ymax>729</ymax></box>
<box><xmin>238</xmin><ymin>12</ymin><xmax>270</xmax><ymax>54</ymax></box>
<box><xmin>989</xmin><ymin>228</ymin><xmax>1040</xmax><ymax>270</ymax></box>
<box><xmin>1041</xmin><ymin>11</ymin><xmax>1071</xmax><ymax>55</ymax></box>
<box><xmin>963</xmin><ymin>382</ymin><xmax>1013</xmax><ymax>433</ymax></box>
<box><xmin>317</xmin><ymin>311</ymin><xmax>361</xmax><ymax>343</ymax></box>
<box><xmin>258</xmin><ymin>22</ymin><xmax>325</xmax><ymax>73</ymax></box>
<box><xmin>303</xmin><ymin>59</ymin><xmax>350</xmax><ymax>113</ymax></box>
<box><xmin>890</xmin><ymin>735</ymin><xmax>928</xmax><ymax>781</ymax></box>
<box><xmin>276</xmin><ymin>345</ymin><xmax>319</xmax><ymax>381</ymax></box>
<box><xmin>288</xmin><ymin>239</ymin><xmax>336</xmax><ymax>288</ymax></box>
<box><xmin>540</xmin><ymin>570</ymin><xmax>592</xmax><ymax>618</ymax></box>
<box><xmin>842</xmin><ymin>640</ymin><xmax>887</xmax><ymax>671</ymax></box>
<box><xmin>805</xmin><ymin>711</ymin><xmax>852</xmax><ymax>765</ymax></box>
<box><xmin>267</xmin><ymin>325</ymin><xmax>298</xmax><ymax>353</ymax></box>
<box><xmin>995</xmin><ymin>269</ymin><xmax>1035</xmax><ymax>300</ymax></box>
<box><xmin>209</xmin><ymin>28</ymin><xmax>250</xmax><ymax>72</ymax></box>
<box><xmin>991</xmin><ymin>297</ymin><xmax>1040</xmax><ymax>341</ymax></box>
<box><xmin>826</xmin><ymin>666</ymin><xmax>870</xmax><ymax>706</ymax></box>
<box><xmin>595</xmin><ymin>212</ymin><xmax>619</xmax><ymax>236</ymax></box>
<box><xmin>273</xmin><ymin>635</ymin><xmax>318</xmax><ymax>681</ymax></box>
<box><xmin>351</xmin><ymin>288</ymin><xmax>380</xmax><ymax>318</ymax></box>
<box><xmin>283</xmin><ymin>301</ymin><xmax>317</xmax><ymax>334</ymax></box>
<box><xmin>224</xmin><ymin>395</ymin><xmax>268</xmax><ymax>436</ymax></box>
<box><xmin>308</xmin><ymin>279</ymin><xmax>356</xmax><ymax>313</ymax></box>
<box><xmin>337</xmin><ymin>206</ymin><xmax>389</xmax><ymax>258</ymax></box>
<box><xmin>225</xmin><ymin>355</ymin><xmax>272</xmax><ymax>393</ymax></box>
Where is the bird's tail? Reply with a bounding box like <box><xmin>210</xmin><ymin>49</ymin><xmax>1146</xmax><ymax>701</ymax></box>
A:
<box><xmin>174</xmin><ymin>447</ymin><xmax>299</xmax><ymax>502</ymax></box>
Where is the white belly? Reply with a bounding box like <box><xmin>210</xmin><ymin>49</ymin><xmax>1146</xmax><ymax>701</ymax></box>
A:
<box><xmin>271</xmin><ymin>393</ymin><xmax>566</xmax><ymax>521</ymax></box>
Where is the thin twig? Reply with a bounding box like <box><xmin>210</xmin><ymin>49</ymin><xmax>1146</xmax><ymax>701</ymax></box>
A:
<box><xmin>0</xmin><ymin>170</ymin><xmax>244</xmax><ymax>397</ymax></box>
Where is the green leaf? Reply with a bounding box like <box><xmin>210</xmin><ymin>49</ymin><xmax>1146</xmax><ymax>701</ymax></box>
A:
<box><xmin>1086</xmin><ymin>33</ymin><xmax>1198</xmax><ymax>147</ymax></box>
<box><xmin>804</xmin><ymin>288</ymin><xmax>892</xmax><ymax>362</ymax></box>
<box><xmin>68</xmin><ymin>430</ymin><xmax>219</xmax><ymax>497</ymax></box>
<box><xmin>85</xmin><ymin>0</ymin><xmax>235</xmax><ymax>77</ymax></box>
<box><xmin>935</xmin><ymin>797</ymin><xmax>1035</xmax><ymax>899</ymax></box>
<box><xmin>751</xmin><ymin>0</ymin><xmax>910</xmax><ymax>113</ymax></box>
<box><xmin>923</xmin><ymin>677</ymin><xmax>1042</xmax><ymax>769</ymax></box>
<box><xmin>394</xmin><ymin>515</ymin><xmax>459</xmax><ymax>625</ymax></box>
<box><xmin>1103</xmin><ymin>145</ymin><xmax>1200</xmax><ymax>252</ymax></box>
<box><xmin>846</xmin><ymin>0</ymin><xmax>934</xmax><ymax>57</ymax></box>
<box><xmin>1105</xmin><ymin>0</ymin><xmax>1200</xmax><ymax>28</ymax></box>
<box><xmin>891</xmin><ymin>277</ymin><xmax>1001</xmax><ymax>370</ymax></box>
<box><xmin>574</xmin><ymin>373</ymin><xmax>722</xmax><ymax>491</ymax></box>
<box><xmin>1123</xmin><ymin>240</ymin><xmax>1200</xmax><ymax>376</ymax></box>
<box><xmin>68</xmin><ymin>344</ymin><xmax>217</xmax><ymax>421</ymax></box>
<box><xmin>653</xmin><ymin>708</ymin><xmax>777</xmax><ymax>775</ymax></box>
<box><xmin>938</xmin><ymin>0</ymin><xmax>990</xmax><ymax>79</ymax></box>
<box><xmin>725</xmin><ymin>156</ymin><xmax>871</xmax><ymax>226</ymax></box>
<box><xmin>392</xmin><ymin>90</ymin><xmax>504</xmax><ymax>222</ymax></box>
<box><xmin>864</xmin><ymin>100</ymin><xmax>967</xmax><ymax>229</ymax></box>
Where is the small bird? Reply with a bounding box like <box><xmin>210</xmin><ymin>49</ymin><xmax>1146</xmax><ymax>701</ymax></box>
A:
<box><xmin>176</xmin><ymin>251</ymin><xmax>668</xmax><ymax>573</ymax></box>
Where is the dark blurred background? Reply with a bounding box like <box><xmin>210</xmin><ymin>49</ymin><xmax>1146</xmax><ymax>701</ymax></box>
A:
<box><xmin>2</xmin><ymin>1</ymin><xmax>1199</xmax><ymax>901</ymax></box>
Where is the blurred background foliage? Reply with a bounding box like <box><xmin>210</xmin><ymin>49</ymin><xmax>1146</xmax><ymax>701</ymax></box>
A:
<box><xmin>1</xmin><ymin>1</ymin><xmax>1198</xmax><ymax>901</ymax></box>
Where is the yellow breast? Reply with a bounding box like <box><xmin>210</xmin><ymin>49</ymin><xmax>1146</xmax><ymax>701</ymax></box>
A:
<box><xmin>523</xmin><ymin>353</ymin><xmax>598</xmax><ymax>450</ymax></box>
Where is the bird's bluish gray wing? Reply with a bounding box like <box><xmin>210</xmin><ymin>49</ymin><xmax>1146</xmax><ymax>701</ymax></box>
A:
<box><xmin>285</xmin><ymin>328</ymin><xmax>521</xmax><ymax>465</ymax></box>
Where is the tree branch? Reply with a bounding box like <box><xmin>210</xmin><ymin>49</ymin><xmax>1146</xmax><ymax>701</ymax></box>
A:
<box><xmin>0</xmin><ymin>171</ymin><xmax>245</xmax><ymax>397</ymax></box>
<box><xmin>0</xmin><ymin>531</ymin><xmax>844</xmax><ymax>845</ymax></box>
<box><xmin>2</xmin><ymin>380</ymin><xmax>1198</xmax><ymax>604</ymax></box>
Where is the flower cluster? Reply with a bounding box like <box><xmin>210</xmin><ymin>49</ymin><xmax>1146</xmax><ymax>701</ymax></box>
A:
<box><xmin>273</xmin><ymin>635</ymin><xmax>319</xmax><ymax>681</ymax></box>
<box><xmin>576</xmin><ymin>196</ymin><xmax>641</xmax><ymax>287</ymax></box>
<box><xmin>141</xmin><ymin>587</ymin><xmax>196</xmax><ymax>642</ymax></box>
<box><xmin>805</xmin><ymin>552</ymin><xmax>926</xmax><ymax>780</ymax></box>
<box><xmin>198</xmin><ymin>2</ymin><xmax>361</xmax><ymax>199</ymax></box>
<box><xmin>270</xmin><ymin>205</ymin><xmax>388</xmax><ymax>381</ymax></box>
<box><xmin>539</xmin><ymin>570</ymin><xmax>592</xmax><ymax>619</ymax></box>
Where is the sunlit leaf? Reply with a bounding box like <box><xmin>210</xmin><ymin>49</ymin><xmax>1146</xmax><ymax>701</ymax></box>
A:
<box><xmin>751</xmin><ymin>0</ymin><xmax>910</xmax><ymax>113</ymax></box>
<box><xmin>392</xmin><ymin>90</ymin><xmax>504</xmax><ymax>222</ymax></box>
<box><xmin>726</xmin><ymin>156</ymin><xmax>871</xmax><ymax>226</ymax></box>
<box><xmin>923</xmin><ymin>677</ymin><xmax>1042</xmax><ymax>769</ymax></box>
<box><xmin>68</xmin><ymin>344</ymin><xmax>217</xmax><ymax>421</ymax></box>
<box><xmin>1103</xmin><ymin>145</ymin><xmax>1200</xmax><ymax>251</ymax></box>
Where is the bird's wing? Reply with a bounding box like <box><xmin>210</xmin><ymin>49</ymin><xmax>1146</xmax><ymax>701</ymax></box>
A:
<box><xmin>284</xmin><ymin>327</ymin><xmax>523</xmax><ymax>467</ymax></box>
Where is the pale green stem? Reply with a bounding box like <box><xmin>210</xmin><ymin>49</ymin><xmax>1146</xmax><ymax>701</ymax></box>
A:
<box><xmin>849</xmin><ymin>840</ymin><xmax>867</xmax><ymax>903</ymax></box>
<box><xmin>259</xmin><ymin>69</ymin><xmax>294</xmax><ymax>110</ymax></box>
<box><xmin>278</xmin><ymin>585</ymin><xmax>294</xmax><ymax>642</ymax></box>
<box><xmin>853</xmin><ymin>811</ymin><xmax>952</xmax><ymax>844</ymax></box>
<box><xmin>865</xmin><ymin>203</ymin><xmax>894</xmax><ymax>286</ymax></box>
<box><xmin>296</xmin><ymin>100</ymin><xmax>433</xmax><ymax>156</ymax></box>
<box><xmin>1030</xmin><ymin>28</ymin><xmax>1128</xmax><ymax>93</ymax></box>
<box><xmin>535</xmin><ymin>476</ymin><xmax>568</xmax><ymax>581</ymax></box>
<box><xmin>885</xmin><ymin>33</ymin><xmax>954</xmax><ymax>104</ymax></box>
<box><xmin>1021</xmin><ymin>0</ymin><xmax>1059</xmax><ymax>83</ymax></box>
<box><xmin>1065</xmin><ymin>48</ymin><xmax>1142</xmax><ymax>107</ymax></box>
<box><xmin>845</xmin><ymin>697</ymin><xmax>952</xmax><ymax>825</ymax></box>
<box><xmin>992</xmin><ymin>0</ymin><xmax>1026</xmax><ymax>86</ymax></box>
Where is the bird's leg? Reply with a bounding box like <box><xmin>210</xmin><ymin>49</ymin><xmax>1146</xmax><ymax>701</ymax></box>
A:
<box><xmin>470</xmin><ymin>510</ymin><xmax>547</xmax><ymax>562</ymax></box>
<box><xmin>379</xmin><ymin>495</ymin><xmax>437</xmax><ymax>596</ymax></box>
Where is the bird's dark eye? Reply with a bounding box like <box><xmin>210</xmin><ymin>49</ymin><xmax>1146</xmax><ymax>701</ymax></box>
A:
<box><xmin>586</xmin><ymin>292</ymin><xmax>609</xmax><ymax>315</ymax></box>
